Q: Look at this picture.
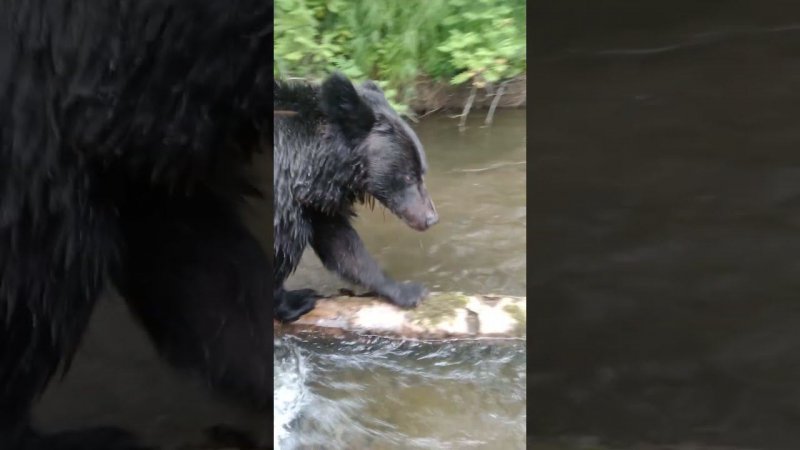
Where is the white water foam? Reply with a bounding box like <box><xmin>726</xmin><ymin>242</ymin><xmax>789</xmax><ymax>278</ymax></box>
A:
<box><xmin>273</xmin><ymin>338</ymin><xmax>310</xmax><ymax>450</ymax></box>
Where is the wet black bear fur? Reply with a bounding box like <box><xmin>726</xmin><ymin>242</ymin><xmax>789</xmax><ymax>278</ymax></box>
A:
<box><xmin>273</xmin><ymin>73</ymin><xmax>439</xmax><ymax>323</ymax></box>
<box><xmin>0</xmin><ymin>1</ymin><xmax>272</xmax><ymax>449</ymax></box>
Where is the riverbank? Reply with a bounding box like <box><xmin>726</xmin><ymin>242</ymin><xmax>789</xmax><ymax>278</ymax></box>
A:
<box><xmin>409</xmin><ymin>73</ymin><xmax>527</xmax><ymax>115</ymax></box>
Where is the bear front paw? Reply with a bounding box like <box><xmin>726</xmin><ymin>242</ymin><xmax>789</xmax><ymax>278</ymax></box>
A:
<box><xmin>388</xmin><ymin>282</ymin><xmax>428</xmax><ymax>308</ymax></box>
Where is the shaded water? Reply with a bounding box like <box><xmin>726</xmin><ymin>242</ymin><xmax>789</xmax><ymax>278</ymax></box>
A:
<box><xmin>33</xmin><ymin>110</ymin><xmax>527</xmax><ymax>448</ymax></box>
<box><xmin>277</xmin><ymin>110</ymin><xmax>527</xmax><ymax>449</ymax></box>
<box><xmin>532</xmin><ymin>1</ymin><xmax>800</xmax><ymax>449</ymax></box>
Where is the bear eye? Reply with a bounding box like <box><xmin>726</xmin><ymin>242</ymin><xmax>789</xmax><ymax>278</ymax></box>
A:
<box><xmin>403</xmin><ymin>174</ymin><xmax>414</xmax><ymax>184</ymax></box>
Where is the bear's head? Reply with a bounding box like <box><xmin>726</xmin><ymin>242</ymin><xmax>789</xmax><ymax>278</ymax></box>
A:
<box><xmin>320</xmin><ymin>72</ymin><xmax>438</xmax><ymax>231</ymax></box>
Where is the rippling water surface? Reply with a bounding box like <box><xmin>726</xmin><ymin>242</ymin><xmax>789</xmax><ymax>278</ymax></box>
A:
<box><xmin>531</xmin><ymin>1</ymin><xmax>800</xmax><ymax>448</ymax></box>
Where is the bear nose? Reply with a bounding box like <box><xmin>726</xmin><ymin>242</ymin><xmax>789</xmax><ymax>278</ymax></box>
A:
<box><xmin>425</xmin><ymin>210</ymin><xmax>439</xmax><ymax>227</ymax></box>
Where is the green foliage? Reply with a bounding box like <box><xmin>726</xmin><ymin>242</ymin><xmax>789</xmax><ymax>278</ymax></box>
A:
<box><xmin>436</xmin><ymin>0</ymin><xmax>527</xmax><ymax>87</ymax></box>
<box><xmin>274</xmin><ymin>0</ymin><xmax>526</xmax><ymax>113</ymax></box>
<box><xmin>273</xmin><ymin>0</ymin><xmax>346</xmax><ymax>78</ymax></box>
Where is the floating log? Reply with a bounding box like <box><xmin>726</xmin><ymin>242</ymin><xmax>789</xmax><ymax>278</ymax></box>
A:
<box><xmin>274</xmin><ymin>292</ymin><xmax>526</xmax><ymax>341</ymax></box>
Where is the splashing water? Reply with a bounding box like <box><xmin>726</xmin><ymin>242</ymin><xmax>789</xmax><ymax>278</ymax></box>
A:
<box><xmin>274</xmin><ymin>338</ymin><xmax>311</xmax><ymax>449</ymax></box>
<box><xmin>274</xmin><ymin>335</ymin><xmax>526</xmax><ymax>449</ymax></box>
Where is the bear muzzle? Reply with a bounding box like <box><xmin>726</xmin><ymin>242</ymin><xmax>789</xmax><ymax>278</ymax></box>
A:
<box><xmin>395</xmin><ymin>183</ymin><xmax>438</xmax><ymax>231</ymax></box>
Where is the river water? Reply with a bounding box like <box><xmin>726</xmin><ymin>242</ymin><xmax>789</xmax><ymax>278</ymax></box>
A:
<box><xmin>33</xmin><ymin>110</ymin><xmax>527</xmax><ymax>449</ymax></box>
<box><xmin>532</xmin><ymin>1</ymin><xmax>800</xmax><ymax>449</ymax></box>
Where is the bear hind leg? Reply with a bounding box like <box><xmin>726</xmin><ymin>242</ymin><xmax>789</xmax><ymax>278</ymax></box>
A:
<box><xmin>274</xmin><ymin>286</ymin><xmax>320</xmax><ymax>323</ymax></box>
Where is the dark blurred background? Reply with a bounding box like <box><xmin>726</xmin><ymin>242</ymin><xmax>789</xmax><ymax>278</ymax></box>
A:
<box><xmin>530</xmin><ymin>1</ymin><xmax>800</xmax><ymax>449</ymax></box>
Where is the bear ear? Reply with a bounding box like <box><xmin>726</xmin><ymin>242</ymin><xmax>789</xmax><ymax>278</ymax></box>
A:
<box><xmin>320</xmin><ymin>72</ymin><xmax>376</xmax><ymax>141</ymax></box>
<box><xmin>362</xmin><ymin>80</ymin><xmax>384</xmax><ymax>94</ymax></box>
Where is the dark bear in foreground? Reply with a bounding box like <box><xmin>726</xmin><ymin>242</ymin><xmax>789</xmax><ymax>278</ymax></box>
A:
<box><xmin>1</xmin><ymin>1</ymin><xmax>272</xmax><ymax>449</ymax></box>
<box><xmin>273</xmin><ymin>73</ymin><xmax>439</xmax><ymax>323</ymax></box>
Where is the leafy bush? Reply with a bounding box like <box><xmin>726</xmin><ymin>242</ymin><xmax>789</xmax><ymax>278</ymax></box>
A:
<box><xmin>274</xmin><ymin>0</ymin><xmax>526</xmax><ymax>113</ymax></box>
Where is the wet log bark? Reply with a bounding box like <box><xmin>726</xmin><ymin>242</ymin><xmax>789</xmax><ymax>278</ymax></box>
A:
<box><xmin>274</xmin><ymin>292</ymin><xmax>526</xmax><ymax>342</ymax></box>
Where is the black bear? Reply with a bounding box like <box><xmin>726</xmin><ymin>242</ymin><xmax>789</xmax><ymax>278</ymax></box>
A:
<box><xmin>273</xmin><ymin>73</ymin><xmax>439</xmax><ymax>323</ymax></box>
<box><xmin>1</xmin><ymin>1</ymin><xmax>273</xmax><ymax>449</ymax></box>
